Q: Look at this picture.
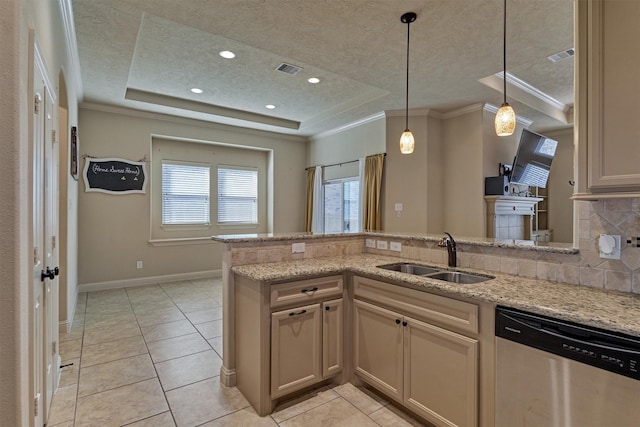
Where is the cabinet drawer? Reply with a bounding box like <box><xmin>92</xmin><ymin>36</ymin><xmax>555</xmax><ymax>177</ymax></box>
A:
<box><xmin>354</xmin><ymin>276</ymin><xmax>478</xmax><ymax>335</ymax></box>
<box><xmin>270</xmin><ymin>275</ymin><xmax>343</xmax><ymax>309</ymax></box>
<box><xmin>494</xmin><ymin>203</ymin><xmax>535</xmax><ymax>215</ymax></box>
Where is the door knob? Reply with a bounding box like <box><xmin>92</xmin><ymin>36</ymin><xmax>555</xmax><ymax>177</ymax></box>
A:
<box><xmin>40</xmin><ymin>267</ymin><xmax>55</xmax><ymax>281</ymax></box>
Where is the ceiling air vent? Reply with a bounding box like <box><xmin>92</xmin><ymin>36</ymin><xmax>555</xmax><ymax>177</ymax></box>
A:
<box><xmin>548</xmin><ymin>48</ymin><xmax>575</xmax><ymax>63</ymax></box>
<box><xmin>275</xmin><ymin>63</ymin><xmax>303</xmax><ymax>75</ymax></box>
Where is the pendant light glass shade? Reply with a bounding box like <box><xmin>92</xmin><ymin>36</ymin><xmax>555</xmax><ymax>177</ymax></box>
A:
<box><xmin>495</xmin><ymin>102</ymin><xmax>516</xmax><ymax>136</ymax></box>
<box><xmin>400</xmin><ymin>12</ymin><xmax>416</xmax><ymax>154</ymax></box>
<box><xmin>495</xmin><ymin>0</ymin><xmax>516</xmax><ymax>136</ymax></box>
<box><xmin>399</xmin><ymin>130</ymin><xmax>415</xmax><ymax>154</ymax></box>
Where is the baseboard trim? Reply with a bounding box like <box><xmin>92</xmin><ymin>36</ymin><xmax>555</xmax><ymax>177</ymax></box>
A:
<box><xmin>59</xmin><ymin>319</ymin><xmax>71</xmax><ymax>334</ymax></box>
<box><xmin>79</xmin><ymin>270</ymin><xmax>222</xmax><ymax>293</ymax></box>
<box><xmin>220</xmin><ymin>366</ymin><xmax>237</xmax><ymax>387</ymax></box>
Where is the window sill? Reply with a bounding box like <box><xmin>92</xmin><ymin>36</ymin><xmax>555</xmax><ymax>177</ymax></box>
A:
<box><xmin>148</xmin><ymin>237</ymin><xmax>216</xmax><ymax>247</ymax></box>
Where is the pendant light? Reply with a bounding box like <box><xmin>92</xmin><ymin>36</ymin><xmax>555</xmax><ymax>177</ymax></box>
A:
<box><xmin>400</xmin><ymin>12</ymin><xmax>417</xmax><ymax>154</ymax></box>
<box><xmin>495</xmin><ymin>0</ymin><xmax>516</xmax><ymax>136</ymax></box>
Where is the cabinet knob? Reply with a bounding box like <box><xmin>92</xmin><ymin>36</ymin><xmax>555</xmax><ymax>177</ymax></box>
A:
<box><xmin>402</xmin><ymin>321</ymin><xmax>408</xmax><ymax>327</ymax></box>
<box><xmin>395</xmin><ymin>319</ymin><xmax>401</xmax><ymax>324</ymax></box>
<box><xmin>325</xmin><ymin>306</ymin><xmax>330</xmax><ymax>311</ymax></box>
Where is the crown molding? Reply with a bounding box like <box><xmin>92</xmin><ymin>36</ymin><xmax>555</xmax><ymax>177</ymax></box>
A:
<box><xmin>310</xmin><ymin>111</ymin><xmax>386</xmax><ymax>140</ymax></box>
<box><xmin>441</xmin><ymin>103</ymin><xmax>485</xmax><ymax>120</ymax></box>
<box><xmin>59</xmin><ymin>0</ymin><xmax>83</xmax><ymax>100</ymax></box>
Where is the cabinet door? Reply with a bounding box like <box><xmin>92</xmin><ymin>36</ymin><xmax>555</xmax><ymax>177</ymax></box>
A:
<box><xmin>271</xmin><ymin>303</ymin><xmax>321</xmax><ymax>398</ymax></box>
<box><xmin>322</xmin><ymin>298</ymin><xmax>343</xmax><ymax>378</ymax></box>
<box><xmin>579</xmin><ymin>0</ymin><xmax>640</xmax><ymax>191</ymax></box>
<box><xmin>353</xmin><ymin>299</ymin><xmax>403</xmax><ymax>401</ymax></box>
<box><xmin>404</xmin><ymin>317</ymin><xmax>478</xmax><ymax>427</ymax></box>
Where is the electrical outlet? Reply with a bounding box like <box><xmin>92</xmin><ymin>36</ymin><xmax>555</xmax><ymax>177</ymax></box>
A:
<box><xmin>365</xmin><ymin>239</ymin><xmax>376</xmax><ymax>248</ymax></box>
<box><xmin>376</xmin><ymin>240</ymin><xmax>388</xmax><ymax>250</ymax></box>
<box><xmin>599</xmin><ymin>234</ymin><xmax>621</xmax><ymax>259</ymax></box>
<box><xmin>136</xmin><ymin>260</ymin><xmax>143</xmax><ymax>269</ymax></box>
<box><xmin>390</xmin><ymin>242</ymin><xmax>402</xmax><ymax>252</ymax></box>
<box><xmin>292</xmin><ymin>242</ymin><xmax>305</xmax><ymax>254</ymax></box>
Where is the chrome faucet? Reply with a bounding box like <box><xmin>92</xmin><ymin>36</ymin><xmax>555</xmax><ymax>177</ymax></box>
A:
<box><xmin>438</xmin><ymin>232</ymin><xmax>457</xmax><ymax>267</ymax></box>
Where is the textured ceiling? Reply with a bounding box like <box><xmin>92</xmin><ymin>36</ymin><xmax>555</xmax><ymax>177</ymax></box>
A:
<box><xmin>72</xmin><ymin>0</ymin><xmax>574</xmax><ymax>137</ymax></box>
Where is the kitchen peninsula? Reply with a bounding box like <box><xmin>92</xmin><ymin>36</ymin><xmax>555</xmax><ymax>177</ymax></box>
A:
<box><xmin>212</xmin><ymin>231</ymin><xmax>640</xmax><ymax>426</ymax></box>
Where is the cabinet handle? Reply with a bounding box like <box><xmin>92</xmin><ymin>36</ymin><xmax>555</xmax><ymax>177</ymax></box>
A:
<box><xmin>395</xmin><ymin>319</ymin><xmax>401</xmax><ymax>324</ymax></box>
<box><xmin>289</xmin><ymin>309</ymin><xmax>307</xmax><ymax>317</ymax></box>
<box><xmin>301</xmin><ymin>287</ymin><xmax>319</xmax><ymax>294</ymax></box>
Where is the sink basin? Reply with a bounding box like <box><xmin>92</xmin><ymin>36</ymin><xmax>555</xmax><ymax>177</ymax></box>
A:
<box><xmin>425</xmin><ymin>271</ymin><xmax>493</xmax><ymax>284</ymax></box>
<box><xmin>377</xmin><ymin>263</ymin><xmax>494</xmax><ymax>285</ymax></box>
<box><xmin>377</xmin><ymin>263</ymin><xmax>441</xmax><ymax>276</ymax></box>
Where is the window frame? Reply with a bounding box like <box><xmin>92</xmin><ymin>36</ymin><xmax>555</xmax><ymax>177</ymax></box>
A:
<box><xmin>217</xmin><ymin>165</ymin><xmax>259</xmax><ymax>226</ymax></box>
<box><xmin>322</xmin><ymin>176</ymin><xmax>360</xmax><ymax>234</ymax></box>
<box><xmin>160</xmin><ymin>160</ymin><xmax>212</xmax><ymax>228</ymax></box>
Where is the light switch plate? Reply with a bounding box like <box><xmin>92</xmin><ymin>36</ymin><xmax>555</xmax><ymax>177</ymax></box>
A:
<box><xmin>365</xmin><ymin>239</ymin><xmax>376</xmax><ymax>248</ymax></box>
<box><xmin>376</xmin><ymin>240</ymin><xmax>388</xmax><ymax>250</ymax></box>
<box><xmin>394</xmin><ymin>203</ymin><xmax>403</xmax><ymax>212</ymax></box>
<box><xmin>390</xmin><ymin>242</ymin><xmax>402</xmax><ymax>252</ymax></box>
<box><xmin>292</xmin><ymin>242</ymin><xmax>305</xmax><ymax>254</ymax></box>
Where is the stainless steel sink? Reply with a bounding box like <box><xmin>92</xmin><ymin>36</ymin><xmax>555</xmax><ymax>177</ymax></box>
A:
<box><xmin>377</xmin><ymin>263</ymin><xmax>441</xmax><ymax>276</ymax></box>
<box><xmin>424</xmin><ymin>271</ymin><xmax>493</xmax><ymax>284</ymax></box>
<box><xmin>377</xmin><ymin>263</ymin><xmax>493</xmax><ymax>284</ymax></box>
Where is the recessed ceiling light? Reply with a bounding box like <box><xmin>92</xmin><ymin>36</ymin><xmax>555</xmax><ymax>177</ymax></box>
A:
<box><xmin>265</xmin><ymin>104</ymin><xmax>276</xmax><ymax>109</ymax></box>
<box><xmin>219</xmin><ymin>50</ymin><xmax>235</xmax><ymax>59</ymax></box>
<box><xmin>307</xmin><ymin>77</ymin><xmax>320</xmax><ymax>84</ymax></box>
<box><xmin>190</xmin><ymin>87</ymin><xmax>203</xmax><ymax>94</ymax></box>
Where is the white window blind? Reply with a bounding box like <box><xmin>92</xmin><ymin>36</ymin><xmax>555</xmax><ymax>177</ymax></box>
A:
<box><xmin>218</xmin><ymin>167</ymin><xmax>258</xmax><ymax>224</ymax></box>
<box><xmin>162</xmin><ymin>162</ymin><xmax>210</xmax><ymax>225</ymax></box>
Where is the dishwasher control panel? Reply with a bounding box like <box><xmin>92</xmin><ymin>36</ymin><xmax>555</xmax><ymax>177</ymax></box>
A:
<box><xmin>496</xmin><ymin>306</ymin><xmax>640</xmax><ymax>381</ymax></box>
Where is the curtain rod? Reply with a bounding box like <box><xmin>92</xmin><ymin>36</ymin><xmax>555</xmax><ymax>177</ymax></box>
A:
<box><xmin>304</xmin><ymin>153</ymin><xmax>386</xmax><ymax>171</ymax></box>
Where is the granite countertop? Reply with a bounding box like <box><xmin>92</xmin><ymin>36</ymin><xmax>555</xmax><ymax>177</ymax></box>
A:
<box><xmin>231</xmin><ymin>254</ymin><xmax>640</xmax><ymax>338</ymax></box>
<box><xmin>212</xmin><ymin>231</ymin><xmax>578</xmax><ymax>254</ymax></box>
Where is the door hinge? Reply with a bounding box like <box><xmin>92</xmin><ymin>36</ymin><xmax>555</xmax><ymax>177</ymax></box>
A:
<box><xmin>51</xmin><ymin>236</ymin><xmax>56</xmax><ymax>250</ymax></box>
<box><xmin>34</xmin><ymin>393</ymin><xmax>40</xmax><ymax>417</ymax></box>
<box><xmin>51</xmin><ymin>129</ymin><xmax>57</xmax><ymax>145</ymax></box>
<box><xmin>34</xmin><ymin>93</ymin><xmax>41</xmax><ymax>114</ymax></box>
<box><xmin>33</xmin><ymin>247</ymin><xmax>39</xmax><ymax>265</ymax></box>
<box><xmin>52</xmin><ymin>341</ymin><xmax>57</xmax><ymax>355</ymax></box>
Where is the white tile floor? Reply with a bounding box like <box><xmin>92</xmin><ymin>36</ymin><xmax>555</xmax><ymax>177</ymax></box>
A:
<box><xmin>49</xmin><ymin>278</ymin><xmax>428</xmax><ymax>426</ymax></box>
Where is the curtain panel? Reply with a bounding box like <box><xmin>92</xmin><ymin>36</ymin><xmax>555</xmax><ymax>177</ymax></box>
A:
<box><xmin>363</xmin><ymin>154</ymin><xmax>385</xmax><ymax>231</ymax></box>
<box><xmin>304</xmin><ymin>167</ymin><xmax>315</xmax><ymax>232</ymax></box>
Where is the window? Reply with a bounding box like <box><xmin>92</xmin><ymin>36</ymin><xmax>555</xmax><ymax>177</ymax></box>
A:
<box><xmin>162</xmin><ymin>162</ymin><xmax>210</xmax><ymax>225</ymax></box>
<box><xmin>323</xmin><ymin>178</ymin><xmax>360</xmax><ymax>233</ymax></box>
<box><xmin>218</xmin><ymin>167</ymin><xmax>258</xmax><ymax>224</ymax></box>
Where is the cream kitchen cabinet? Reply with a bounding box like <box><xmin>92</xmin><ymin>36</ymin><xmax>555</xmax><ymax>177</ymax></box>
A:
<box><xmin>235</xmin><ymin>274</ymin><xmax>344</xmax><ymax>415</ymax></box>
<box><xmin>575</xmin><ymin>0</ymin><xmax>640</xmax><ymax>198</ymax></box>
<box><xmin>271</xmin><ymin>298</ymin><xmax>343</xmax><ymax>398</ymax></box>
<box><xmin>353</xmin><ymin>276</ymin><xmax>481</xmax><ymax>427</ymax></box>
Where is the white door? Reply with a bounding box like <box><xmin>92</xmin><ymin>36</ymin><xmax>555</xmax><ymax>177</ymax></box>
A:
<box><xmin>32</xmin><ymin>50</ymin><xmax>46</xmax><ymax>427</ymax></box>
<box><xmin>43</xmin><ymin>75</ymin><xmax>59</xmax><ymax>418</ymax></box>
<box><xmin>32</xmin><ymin>38</ymin><xmax>58</xmax><ymax>427</ymax></box>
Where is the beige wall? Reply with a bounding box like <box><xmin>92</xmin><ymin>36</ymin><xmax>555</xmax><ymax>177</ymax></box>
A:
<box><xmin>384</xmin><ymin>114</ymin><xmax>433</xmax><ymax>233</ymax></box>
<box><xmin>441</xmin><ymin>108</ymin><xmax>485</xmax><ymax>237</ymax></box>
<box><xmin>308</xmin><ymin>116</ymin><xmax>386</xmax><ymax>167</ymax></box>
<box><xmin>544</xmin><ymin>128</ymin><xmax>574</xmax><ymax>243</ymax></box>
<box><xmin>78</xmin><ymin>107</ymin><xmax>307</xmax><ymax>286</ymax></box>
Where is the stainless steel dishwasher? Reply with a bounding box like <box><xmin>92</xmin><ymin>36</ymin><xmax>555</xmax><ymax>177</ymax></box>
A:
<box><xmin>495</xmin><ymin>306</ymin><xmax>640</xmax><ymax>427</ymax></box>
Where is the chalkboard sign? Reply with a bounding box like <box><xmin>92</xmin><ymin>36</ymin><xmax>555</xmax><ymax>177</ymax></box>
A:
<box><xmin>83</xmin><ymin>157</ymin><xmax>147</xmax><ymax>195</ymax></box>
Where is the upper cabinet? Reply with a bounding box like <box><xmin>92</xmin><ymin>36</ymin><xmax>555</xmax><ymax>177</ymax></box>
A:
<box><xmin>575</xmin><ymin>0</ymin><xmax>640</xmax><ymax>198</ymax></box>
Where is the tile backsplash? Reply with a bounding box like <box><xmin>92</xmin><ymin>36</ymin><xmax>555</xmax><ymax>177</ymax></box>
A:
<box><xmin>224</xmin><ymin>198</ymin><xmax>640</xmax><ymax>294</ymax></box>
